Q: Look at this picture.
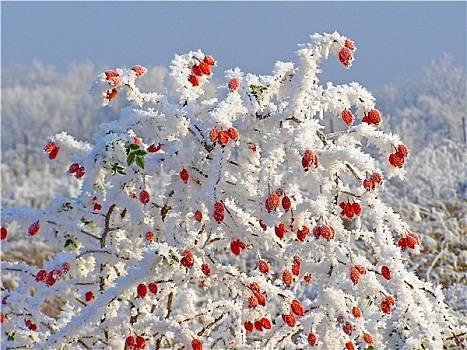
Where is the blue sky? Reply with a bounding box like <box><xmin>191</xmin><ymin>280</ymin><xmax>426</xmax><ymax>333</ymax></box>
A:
<box><xmin>2</xmin><ymin>1</ymin><xmax>466</xmax><ymax>90</ymax></box>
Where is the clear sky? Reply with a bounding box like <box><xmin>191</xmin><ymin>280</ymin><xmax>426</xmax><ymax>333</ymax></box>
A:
<box><xmin>1</xmin><ymin>1</ymin><xmax>466</xmax><ymax>90</ymax></box>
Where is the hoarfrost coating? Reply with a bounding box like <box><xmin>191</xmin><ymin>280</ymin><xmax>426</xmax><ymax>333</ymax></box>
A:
<box><xmin>1</xmin><ymin>32</ymin><xmax>455</xmax><ymax>349</ymax></box>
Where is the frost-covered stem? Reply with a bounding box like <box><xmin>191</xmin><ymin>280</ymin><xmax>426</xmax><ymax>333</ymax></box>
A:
<box><xmin>197</xmin><ymin>313</ymin><xmax>227</xmax><ymax>337</ymax></box>
<box><xmin>100</xmin><ymin>203</ymin><xmax>117</xmax><ymax>248</ymax></box>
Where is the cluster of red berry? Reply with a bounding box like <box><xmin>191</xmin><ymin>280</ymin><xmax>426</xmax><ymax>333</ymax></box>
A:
<box><xmin>380</xmin><ymin>295</ymin><xmax>395</xmax><ymax>314</ymax></box>
<box><xmin>212</xmin><ymin>201</ymin><xmax>225</xmax><ymax>223</ymax></box>
<box><xmin>363</xmin><ymin>172</ymin><xmax>383</xmax><ymax>190</ymax></box>
<box><xmin>24</xmin><ymin>319</ymin><xmax>38</xmax><ymax>331</ymax></box>
<box><xmin>349</xmin><ymin>264</ymin><xmax>366</xmax><ymax>284</ymax></box>
<box><xmin>136</xmin><ymin>282</ymin><xmax>158</xmax><ymax>298</ymax></box>
<box><xmin>230</xmin><ymin>239</ymin><xmax>247</xmax><ymax>255</ymax></box>
<box><xmin>125</xmin><ymin>334</ymin><xmax>147</xmax><ymax>349</ymax></box>
<box><xmin>389</xmin><ymin>144</ymin><xmax>409</xmax><ymax>168</ymax></box>
<box><xmin>339</xmin><ymin>200</ymin><xmax>362</xmax><ymax>219</ymax></box>
<box><xmin>338</xmin><ymin>39</ymin><xmax>355</xmax><ymax>67</ymax></box>
<box><xmin>68</xmin><ymin>162</ymin><xmax>85</xmax><ymax>179</ymax></box>
<box><xmin>398</xmin><ymin>232</ymin><xmax>420</xmax><ymax>250</ymax></box>
<box><xmin>301</xmin><ymin>149</ymin><xmax>319</xmax><ymax>171</ymax></box>
<box><xmin>362</xmin><ymin>109</ymin><xmax>382</xmax><ymax>125</ymax></box>
<box><xmin>209</xmin><ymin>126</ymin><xmax>238</xmax><ymax>147</ymax></box>
<box><xmin>188</xmin><ymin>56</ymin><xmax>215</xmax><ymax>87</ymax></box>
<box><xmin>44</xmin><ymin>141</ymin><xmax>60</xmax><ymax>160</ymax></box>
<box><xmin>104</xmin><ymin>65</ymin><xmax>145</xmax><ymax>101</ymax></box>
<box><xmin>312</xmin><ymin>224</ymin><xmax>335</xmax><ymax>240</ymax></box>
<box><xmin>281</xmin><ymin>300</ymin><xmax>304</xmax><ymax>327</ymax></box>
<box><xmin>35</xmin><ymin>262</ymin><xmax>70</xmax><ymax>287</ymax></box>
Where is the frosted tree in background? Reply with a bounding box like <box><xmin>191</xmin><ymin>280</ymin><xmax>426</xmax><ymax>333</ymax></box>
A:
<box><xmin>1</xmin><ymin>32</ymin><xmax>455</xmax><ymax>349</ymax></box>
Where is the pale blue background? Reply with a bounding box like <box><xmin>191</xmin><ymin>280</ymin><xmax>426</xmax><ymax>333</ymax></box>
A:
<box><xmin>2</xmin><ymin>1</ymin><xmax>466</xmax><ymax>89</ymax></box>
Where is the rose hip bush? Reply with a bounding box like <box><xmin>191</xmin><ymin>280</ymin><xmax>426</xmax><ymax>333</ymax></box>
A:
<box><xmin>1</xmin><ymin>32</ymin><xmax>454</xmax><ymax>349</ymax></box>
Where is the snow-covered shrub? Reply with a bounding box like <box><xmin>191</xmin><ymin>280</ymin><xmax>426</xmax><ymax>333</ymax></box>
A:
<box><xmin>1</xmin><ymin>32</ymin><xmax>454</xmax><ymax>349</ymax></box>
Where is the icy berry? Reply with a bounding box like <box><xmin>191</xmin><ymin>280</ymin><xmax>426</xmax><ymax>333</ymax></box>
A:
<box><xmin>147</xmin><ymin>143</ymin><xmax>161</xmax><ymax>152</ymax></box>
<box><xmin>137</xmin><ymin>283</ymin><xmax>148</xmax><ymax>298</ymax></box>
<box><xmin>213</xmin><ymin>201</ymin><xmax>225</xmax><ymax>213</ymax></box>
<box><xmin>292</xmin><ymin>258</ymin><xmax>301</xmax><ymax>276</ymax></box>
<box><xmin>249</xmin><ymin>282</ymin><xmax>260</xmax><ymax>292</ymax></box>
<box><xmin>105</xmin><ymin>70</ymin><xmax>119</xmax><ymax>80</ymax></box>
<box><xmin>308</xmin><ymin>332</ymin><xmax>317</xmax><ymax>346</ymax></box>
<box><xmin>365</xmin><ymin>109</ymin><xmax>381</xmax><ymax>125</ymax></box>
<box><xmin>281</xmin><ymin>195</ymin><xmax>291</xmax><ymax>211</ymax></box>
<box><xmin>363</xmin><ymin>178</ymin><xmax>374</xmax><ymax>190</ymax></box>
<box><xmin>1</xmin><ymin>227</ymin><xmax>6</xmax><ymax>240</ymax></box>
<box><xmin>248</xmin><ymin>295</ymin><xmax>258</xmax><ymax>308</ymax></box>
<box><xmin>135</xmin><ymin>335</ymin><xmax>146</xmax><ymax>348</ymax></box>
<box><xmin>209</xmin><ymin>128</ymin><xmax>219</xmax><ymax>141</ymax></box>
<box><xmin>363</xmin><ymin>333</ymin><xmax>373</xmax><ymax>344</ymax></box>
<box><xmin>139</xmin><ymin>190</ymin><xmax>150</xmax><ymax>204</ymax></box>
<box><xmin>203</xmin><ymin>56</ymin><xmax>215</xmax><ymax>66</ymax></box>
<box><xmin>126</xmin><ymin>336</ymin><xmax>135</xmax><ymax>347</ymax></box>
<box><xmin>228</xmin><ymin>78</ymin><xmax>240</xmax><ymax>91</ymax></box>
<box><xmin>0</xmin><ymin>312</ymin><xmax>4</xmax><ymax>323</ymax></box>
<box><xmin>381</xmin><ymin>266</ymin><xmax>391</xmax><ymax>280</ymax></box>
<box><xmin>180</xmin><ymin>168</ymin><xmax>189</xmax><ymax>182</ymax></box>
<box><xmin>213</xmin><ymin>211</ymin><xmax>224</xmax><ymax>223</ymax></box>
<box><xmin>341</xmin><ymin>109</ymin><xmax>354</xmax><ymax>125</ymax></box>
<box><xmin>398</xmin><ymin>237</ymin><xmax>407</xmax><ymax>251</ymax></box>
<box><xmin>244</xmin><ymin>321</ymin><xmax>253</xmax><ymax>332</ymax></box>
<box><xmin>355</xmin><ymin>265</ymin><xmax>366</xmax><ymax>275</ymax></box>
<box><xmin>85</xmin><ymin>291</ymin><xmax>94</xmax><ymax>302</ymax></box>
<box><xmin>145</xmin><ymin>231</ymin><xmax>154</xmax><ymax>241</ymax></box>
<box><xmin>248</xmin><ymin>142</ymin><xmax>257</xmax><ymax>152</ymax></box>
<box><xmin>261</xmin><ymin>317</ymin><xmax>271</xmax><ymax>329</ymax></box>
<box><xmin>372</xmin><ymin>172</ymin><xmax>383</xmax><ymax>183</ymax></box>
<box><xmin>344</xmin><ymin>39</ymin><xmax>355</xmax><ymax>51</ymax></box>
<box><xmin>132</xmin><ymin>65</ymin><xmax>146</xmax><ymax>77</ymax></box>
<box><xmin>385</xmin><ymin>295</ymin><xmax>395</xmax><ymax>305</ymax></box>
<box><xmin>291</xmin><ymin>299</ymin><xmax>304</xmax><ymax>316</ymax></box>
<box><xmin>230</xmin><ymin>240</ymin><xmax>241</xmax><ymax>255</ymax></box>
<box><xmin>194</xmin><ymin>210</ymin><xmax>203</xmax><ymax>222</ymax></box>
<box><xmin>297</xmin><ymin>225</ymin><xmax>309</xmax><ymax>241</ymax></box>
<box><xmin>255</xmin><ymin>292</ymin><xmax>265</xmax><ymax>306</ymax></box>
<box><xmin>397</xmin><ymin>144</ymin><xmax>409</xmax><ymax>156</ymax></box>
<box><xmin>343</xmin><ymin>202</ymin><xmax>354</xmax><ymax>218</ymax></box>
<box><xmin>75</xmin><ymin>166</ymin><xmax>85</xmax><ymax>178</ymax></box>
<box><xmin>254</xmin><ymin>320</ymin><xmax>263</xmax><ymax>331</ymax></box>
<box><xmin>201</xmin><ymin>263</ymin><xmax>211</xmax><ymax>276</ymax></box>
<box><xmin>322</xmin><ymin>225</ymin><xmax>335</xmax><ymax>239</ymax></box>
<box><xmin>199</xmin><ymin>62</ymin><xmax>211</xmax><ymax>75</ymax></box>
<box><xmin>304</xmin><ymin>273</ymin><xmax>312</xmax><ymax>282</ymax></box>
<box><xmin>191</xmin><ymin>338</ymin><xmax>203</xmax><ymax>350</ymax></box>
<box><xmin>282</xmin><ymin>313</ymin><xmax>296</xmax><ymax>327</ymax></box>
<box><xmin>338</xmin><ymin>47</ymin><xmax>352</xmax><ymax>67</ymax></box>
<box><xmin>188</xmin><ymin>75</ymin><xmax>199</xmax><ymax>87</ymax></box>
<box><xmin>61</xmin><ymin>262</ymin><xmax>70</xmax><ymax>274</ymax></box>
<box><xmin>352</xmin><ymin>306</ymin><xmax>362</xmax><ymax>318</ymax></box>
<box><xmin>265</xmin><ymin>193</ymin><xmax>280</xmax><ymax>212</ymax></box>
<box><xmin>350</xmin><ymin>267</ymin><xmax>361</xmax><ymax>284</ymax></box>
<box><xmin>28</xmin><ymin>221</ymin><xmax>40</xmax><ymax>236</ymax></box>
<box><xmin>381</xmin><ymin>300</ymin><xmax>391</xmax><ymax>314</ymax></box>
<box><xmin>192</xmin><ymin>64</ymin><xmax>203</xmax><ymax>76</ymax></box>
<box><xmin>406</xmin><ymin>232</ymin><xmax>419</xmax><ymax>249</ymax></box>
<box><xmin>258</xmin><ymin>260</ymin><xmax>270</xmax><ymax>274</ymax></box>
<box><xmin>345</xmin><ymin>341</ymin><xmax>355</xmax><ymax>350</ymax></box>
<box><xmin>148</xmin><ymin>282</ymin><xmax>158</xmax><ymax>294</ymax></box>
<box><xmin>217</xmin><ymin>130</ymin><xmax>229</xmax><ymax>146</ymax></box>
<box><xmin>36</xmin><ymin>269</ymin><xmax>47</xmax><ymax>282</ymax></box>
<box><xmin>342</xmin><ymin>321</ymin><xmax>353</xmax><ymax>335</ymax></box>
<box><xmin>44</xmin><ymin>141</ymin><xmax>55</xmax><ymax>153</ymax></box>
<box><xmin>389</xmin><ymin>152</ymin><xmax>405</xmax><ymax>167</ymax></box>
<box><xmin>282</xmin><ymin>270</ymin><xmax>293</xmax><ymax>285</ymax></box>
<box><xmin>48</xmin><ymin>146</ymin><xmax>60</xmax><ymax>160</ymax></box>
<box><xmin>93</xmin><ymin>203</ymin><xmax>102</xmax><ymax>211</ymax></box>
<box><xmin>227</xmin><ymin>127</ymin><xmax>239</xmax><ymax>141</ymax></box>
<box><xmin>107</xmin><ymin>88</ymin><xmax>117</xmax><ymax>100</ymax></box>
<box><xmin>69</xmin><ymin>163</ymin><xmax>80</xmax><ymax>173</ymax></box>
<box><xmin>352</xmin><ymin>202</ymin><xmax>362</xmax><ymax>215</ymax></box>
<box><xmin>275</xmin><ymin>223</ymin><xmax>286</xmax><ymax>239</ymax></box>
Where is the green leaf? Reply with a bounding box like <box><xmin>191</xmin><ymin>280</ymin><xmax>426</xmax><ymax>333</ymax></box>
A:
<box><xmin>65</xmin><ymin>238</ymin><xmax>77</xmax><ymax>249</ymax></box>
<box><xmin>127</xmin><ymin>152</ymin><xmax>136</xmax><ymax>166</ymax></box>
<box><xmin>134</xmin><ymin>149</ymin><xmax>147</xmax><ymax>157</ymax></box>
<box><xmin>6</xmin><ymin>331</ymin><xmax>16</xmax><ymax>341</ymax></box>
<box><xmin>135</xmin><ymin>156</ymin><xmax>145</xmax><ymax>169</ymax></box>
<box><xmin>128</xmin><ymin>143</ymin><xmax>140</xmax><ymax>151</ymax></box>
